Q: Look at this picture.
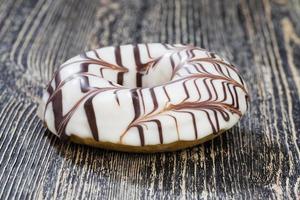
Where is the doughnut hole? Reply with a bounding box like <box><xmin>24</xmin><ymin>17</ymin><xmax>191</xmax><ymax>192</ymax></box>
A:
<box><xmin>92</xmin><ymin>45</ymin><xmax>180</xmax><ymax>89</ymax></box>
<box><xmin>136</xmin><ymin>55</ymin><xmax>175</xmax><ymax>88</ymax></box>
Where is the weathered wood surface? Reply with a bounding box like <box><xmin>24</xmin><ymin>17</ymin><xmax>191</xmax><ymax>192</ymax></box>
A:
<box><xmin>0</xmin><ymin>0</ymin><xmax>299</xmax><ymax>199</ymax></box>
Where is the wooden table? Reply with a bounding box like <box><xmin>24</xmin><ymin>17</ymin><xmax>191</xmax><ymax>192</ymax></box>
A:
<box><xmin>0</xmin><ymin>0</ymin><xmax>299</xmax><ymax>199</ymax></box>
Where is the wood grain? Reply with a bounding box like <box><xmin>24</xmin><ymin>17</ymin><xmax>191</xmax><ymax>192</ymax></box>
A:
<box><xmin>0</xmin><ymin>0</ymin><xmax>299</xmax><ymax>199</ymax></box>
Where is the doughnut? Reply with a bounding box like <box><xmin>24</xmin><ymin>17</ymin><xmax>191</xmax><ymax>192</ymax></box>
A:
<box><xmin>39</xmin><ymin>43</ymin><xmax>249</xmax><ymax>152</ymax></box>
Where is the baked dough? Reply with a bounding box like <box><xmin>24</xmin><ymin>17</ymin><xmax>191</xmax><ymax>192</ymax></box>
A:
<box><xmin>39</xmin><ymin>43</ymin><xmax>249</xmax><ymax>152</ymax></box>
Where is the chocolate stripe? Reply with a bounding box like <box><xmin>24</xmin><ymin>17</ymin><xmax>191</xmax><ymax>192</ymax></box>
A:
<box><xmin>52</xmin><ymin>73</ymin><xmax>63</xmax><ymax>134</ymax></box>
<box><xmin>134</xmin><ymin>44</ymin><xmax>143</xmax><ymax>87</ymax></box>
<box><xmin>130</xmin><ymin>89</ymin><xmax>144</xmax><ymax>146</ymax></box>
<box><xmin>115</xmin><ymin>46</ymin><xmax>125</xmax><ymax>85</ymax></box>
<box><xmin>149</xmin><ymin>119</ymin><xmax>163</xmax><ymax>144</ymax></box>
<box><xmin>84</xmin><ymin>94</ymin><xmax>99</xmax><ymax>141</ymax></box>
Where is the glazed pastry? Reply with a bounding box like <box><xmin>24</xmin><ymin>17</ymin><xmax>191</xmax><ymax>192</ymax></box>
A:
<box><xmin>39</xmin><ymin>43</ymin><xmax>249</xmax><ymax>152</ymax></box>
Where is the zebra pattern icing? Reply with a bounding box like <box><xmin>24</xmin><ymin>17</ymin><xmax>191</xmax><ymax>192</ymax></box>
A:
<box><xmin>40</xmin><ymin>43</ymin><xmax>249</xmax><ymax>151</ymax></box>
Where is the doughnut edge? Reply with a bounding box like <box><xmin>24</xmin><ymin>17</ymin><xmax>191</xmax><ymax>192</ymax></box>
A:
<box><xmin>68</xmin><ymin>130</ymin><xmax>226</xmax><ymax>153</ymax></box>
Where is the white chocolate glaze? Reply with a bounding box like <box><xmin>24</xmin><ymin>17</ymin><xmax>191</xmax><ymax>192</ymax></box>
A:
<box><xmin>40</xmin><ymin>43</ymin><xmax>249</xmax><ymax>148</ymax></box>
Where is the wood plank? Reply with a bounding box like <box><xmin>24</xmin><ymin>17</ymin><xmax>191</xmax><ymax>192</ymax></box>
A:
<box><xmin>0</xmin><ymin>0</ymin><xmax>299</xmax><ymax>199</ymax></box>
